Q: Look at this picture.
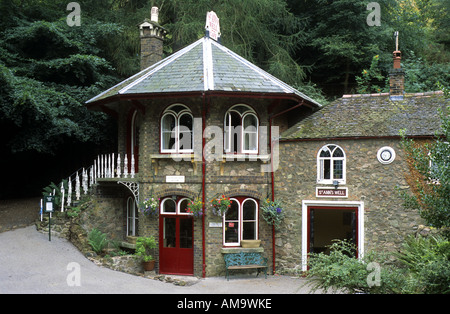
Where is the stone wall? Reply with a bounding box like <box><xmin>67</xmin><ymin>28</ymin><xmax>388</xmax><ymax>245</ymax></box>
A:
<box><xmin>274</xmin><ymin>138</ymin><xmax>425</xmax><ymax>274</ymax></box>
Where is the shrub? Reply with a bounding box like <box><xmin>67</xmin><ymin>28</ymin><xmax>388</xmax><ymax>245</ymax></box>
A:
<box><xmin>88</xmin><ymin>228</ymin><xmax>108</xmax><ymax>254</ymax></box>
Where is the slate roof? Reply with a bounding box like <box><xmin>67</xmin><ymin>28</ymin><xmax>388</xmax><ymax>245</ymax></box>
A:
<box><xmin>281</xmin><ymin>92</ymin><xmax>449</xmax><ymax>140</ymax></box>
<box><xmin>86</xmin><ymin>36</ymin><xmax>321</xmax><ymax>107</ymax></box>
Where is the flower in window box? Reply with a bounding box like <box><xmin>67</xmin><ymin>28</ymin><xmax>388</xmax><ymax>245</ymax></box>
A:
<box><xmin>261</xmin><ymin>198</ymin><xmax>284</xmax><ymax>229</ymax></box>
<box><xmin>140</xmin><ymin>197</ymin><xmax>159</xmax><ymax>217</ymax></box>
<box><xmin>210</xmin><ymin>195</ymin><xmax>232</xmax><ymax>217</ymax></box>
<box><xmin>186</xmin><ymin>198</ymin><xmax>204</xmax><ymax>217</ymax></box>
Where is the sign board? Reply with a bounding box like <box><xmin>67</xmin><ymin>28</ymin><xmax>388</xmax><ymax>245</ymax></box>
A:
<box><xmin>205</xmin><ymin>11</ymin><xmax>220</xmax><ymax>41</ymax></box>
<box><xmin>316</xmin><ymin>187</ymin><xmax>348</xmax><ymax>198</ymax></box>
<box><xmin>209</xmin><ymin>222</ymin><xmax>222</xmax><ymax>228</ymax></box>
<box><xmin>44</xmin><ymin>195</ymin><xmax>54</xmax><ymax>213</ymax></box>
<box><xmin>166</xmin><ymin>175</ymin><xmax>185</xmax><ymax>183</ymax></box>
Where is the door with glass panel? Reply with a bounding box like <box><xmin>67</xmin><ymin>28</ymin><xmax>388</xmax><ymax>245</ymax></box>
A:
<box><xmin>159</xmin><ymin>197</ymin><xmax>194</xmax><ymax>275</ymax></box>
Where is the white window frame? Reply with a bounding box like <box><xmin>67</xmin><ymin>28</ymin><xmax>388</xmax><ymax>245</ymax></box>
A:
<box><xmin>160</xmin><ymin>197</ymin><xmax>193</xmax><ymax>215</ymax></box>
<box><xmin>126</xmin><ymin>196</ymin><xmax>138</xmax><ymax>236</ymax></box>
<box><xmin>317</xmin><ymin>144</ymin><xmax>346</xmax><ymax>185</ymax></box>
<box><xmin>224</xmin><ymin>105</ymin><xmax>259</xmax><ymax>154</ymax></box>
<box><xmin>222</xmin><ymin>197</ymin><xmax>259</xmax><ymax>246</ymax></box>
<box><xmin>160</xmin><ymin>104</ymin><xmax>194</xmax><ymax>153</ymax></box>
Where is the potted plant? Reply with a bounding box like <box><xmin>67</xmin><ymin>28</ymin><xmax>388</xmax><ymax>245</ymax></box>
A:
<box><xmin>261</xmin><ymin>198</ymin><xmax>285</xmax><ymax>230</ymax></box>
<box><xmin>135</xmin><ymin>236</ymin><xmax>157</xmax><ymax>271</ymax></box>
<box><xmin>140</xmin><ymin>197</ymin><xmax>159</xmax><ymax>217</ymax></box>
<box><xmin>186</xmin><ymin>198</ymin><xmax>204</xmax><ymax>217</ymax></box>
<box><xmin>210</xmin><ymin>195</ymin><xmax>232</xmax><ymax>217</ymax></box>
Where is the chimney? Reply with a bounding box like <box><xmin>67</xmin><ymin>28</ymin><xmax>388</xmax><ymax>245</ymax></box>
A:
<box><xmin>389</xmin><ymin>32</ymin><xmax>404</xmax><ymax>100</ymax></box>
<box><xmin>139</xmin><ymin>7</ymin><xmax>167</xmax><ymax>70</ymax></box>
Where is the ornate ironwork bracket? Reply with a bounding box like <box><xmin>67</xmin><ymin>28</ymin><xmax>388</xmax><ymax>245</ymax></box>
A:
<box><xmin>118</xmin><ymin>181</ymin><xmax>140</xmax><ymax>204</ymax></box>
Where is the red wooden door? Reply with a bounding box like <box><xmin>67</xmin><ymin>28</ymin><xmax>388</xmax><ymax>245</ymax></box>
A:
<box><xmin>159</xmin><ymin>215</ymin><xmax>193</xmax><ymax>275</ymax></box>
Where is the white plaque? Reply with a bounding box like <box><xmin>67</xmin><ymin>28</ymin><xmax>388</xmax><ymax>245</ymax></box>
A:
<box><xmin>166</xmin><ymin>176</ymin><xmax>185</xmax><ymax>183</ymax></box>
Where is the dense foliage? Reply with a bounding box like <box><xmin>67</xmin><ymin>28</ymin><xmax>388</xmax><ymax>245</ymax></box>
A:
<box><xmin>0</xmin><ymin>0</ymin><xmax>448</xmax><ymax>197</ymax></box>
<box><xmin>399</xmin><ymin>107</ymin><xmax>450</xmax><ymax>234</ymax></box>
<box><xmin>306</xmin><ymin>237</ymin><xmax>450</xmax><ymax>294</ymax></box>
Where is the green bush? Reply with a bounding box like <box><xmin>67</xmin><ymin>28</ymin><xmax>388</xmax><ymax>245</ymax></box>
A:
<box><xmin>88</xmin><ymin>228</ymin><xmax>108</xmax><ymax>254</ymax></box>
<box><xmin>305</xmin><ymin>236</ymin><xmax>450</xmax><ymax>294</ymax></box>
<box><xmin>305</xmin><ymin>240</ymin><xmax>406</xmax><ymax>294</ymax></box>
<box><xmin>135</xmin><ymin>236</ymin><xmax>157</xmax><ymax>262</ymax></box>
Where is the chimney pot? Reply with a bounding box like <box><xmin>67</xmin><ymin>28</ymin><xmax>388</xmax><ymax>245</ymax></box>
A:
<box><xmin>151</xmin><ymin>7</ymin><xmax>159</xmax><ymax>23</ymax></box>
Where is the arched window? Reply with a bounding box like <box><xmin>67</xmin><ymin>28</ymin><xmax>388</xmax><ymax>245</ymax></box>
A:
<box><xmin>223</xmin><ymin>197</ymin><xmax>259</xmax><ymax>246</ymax></box>
<box><xmin>317</xmin><ymin>144</ymin><xmax>346</xmax><ymax>184</ymax></box>
<box><xmin>224</xmin><ymin>105</ymin><xmax>259</xmax><ymax>153</ymax></box>
<box><xmin>126</xmin><ymin>196</ymin><xmax>138</xmax><ymax>236</ymax></box>
<box><xmin>161</xmin><ymin>104</ymin><xmax>193</xmax><ymax>153</ymax></box>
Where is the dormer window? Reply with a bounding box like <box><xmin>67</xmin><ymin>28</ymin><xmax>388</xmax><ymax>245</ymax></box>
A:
<box><xmin>161</xmin><ymin>104</ymin><xmax>193</xmax><ymax>153</ymax></box>
<box><xmin>224</xmin><ymin>104</ymin><xmax>259</xmax><ymax>154</ymax></box>
<box><xmin>317</xmin><ymin>144</ymin><xmax>346</xmax><ymax>184</ymax></box>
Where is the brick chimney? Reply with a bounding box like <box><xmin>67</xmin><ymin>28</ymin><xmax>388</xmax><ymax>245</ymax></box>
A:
<box><xmin>389</xmin><ymin>32</ymin><xmax>405</xmax><ymax>100</ymax></box>
<box><xmin>139</xmin><ymin>7</ymin><xmax>167</xmax><ymax>70</ymax></box>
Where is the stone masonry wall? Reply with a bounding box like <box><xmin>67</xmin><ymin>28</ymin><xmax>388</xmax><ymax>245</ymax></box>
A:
<box><xmin>274</xmin><ymin>138</ymin><xmax>424</xmax><ymax>274</ymax></box>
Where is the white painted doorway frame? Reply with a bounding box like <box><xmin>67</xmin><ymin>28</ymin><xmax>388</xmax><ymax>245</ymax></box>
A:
<box><xmin>301</xmin><ymin>200</ymin><xmax>365</xmax><ymax>272</ymax></box>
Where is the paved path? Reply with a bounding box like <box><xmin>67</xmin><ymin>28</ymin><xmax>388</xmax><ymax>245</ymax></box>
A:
<box><xmin>0</xmin><ymin>226</ymin><xmax>314</xmax><ymax>294</ymax></box>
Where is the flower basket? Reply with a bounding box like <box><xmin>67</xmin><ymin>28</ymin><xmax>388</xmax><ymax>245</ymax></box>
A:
<box><xmin>261</xmin><ymin>198</ymin><xmax>284</xmax><ymax>230</ymax></box>
<box><xmin>186</xmin><ymin>198</ymin><xmax>204</xmax><ymax>217</ymax></box>
<box><xmin>140</xmin><ymin>197</ymin><xmax>159</xmax><ymax>217</ymax></box>
<box><xmin>210</xmin><ymin>195</ymin><xmax>232</xmax><ymax>217</ymax></box>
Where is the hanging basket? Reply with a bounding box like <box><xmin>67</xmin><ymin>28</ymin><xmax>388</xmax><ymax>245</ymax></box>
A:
<box><xmin>210</xmin><ymin>195</ymin><xmax>232</xmax><ymax>217</ymax></box>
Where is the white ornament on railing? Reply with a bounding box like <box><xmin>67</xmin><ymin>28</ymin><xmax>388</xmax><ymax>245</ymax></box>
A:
<box><xmin>67</xmin><ymin>176</ymin><xmax>72</xmax><ymax>207</ymax></box>
<box><xmin>124</xmin><ymin>154</ymin><xmax>129</xmax><ymax>179</ymax></box>
<box><xmin>75</xmin><ymin>172</ymin><xmax>81</xmax><ymax>201</ymax></box>
<box><xmin>117</xmin><ymin>154</ymin><xmax>121</xmax><ymax>178</ymax></box>
<box><xmin>60</xmin><ymin>182</ymin><xmax>65</xmax><ymax>212</ymax></box>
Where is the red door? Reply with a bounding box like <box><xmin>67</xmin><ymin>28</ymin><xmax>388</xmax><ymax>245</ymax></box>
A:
<box><xmin>159</xmin><ymin>215</ymin><xmax>194</xmax><ymax>275</ymax></box>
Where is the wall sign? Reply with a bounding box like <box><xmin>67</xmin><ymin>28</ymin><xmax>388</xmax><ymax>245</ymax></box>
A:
<box><xmin>316</xmin><ymin>187</ymin><xmax>348</xmax><ymax>198</ymax></box>
<box><xmin>166</xmin><ymin>176</ymin><xmax>185</xmax><ymax>183</ymax></box>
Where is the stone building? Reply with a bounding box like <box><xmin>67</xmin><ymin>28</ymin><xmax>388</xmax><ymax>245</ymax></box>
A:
<box><xmin>82</xmin><ymin>9</ymin><xmax>447</xmax><ymax>277</ymax></box>
<box><xmin>276</xmin><ymin>90</ymin><xmax>447</xmax><ymax>273</ymax></box>
<box><xmin>85</xmin><ymin>9</ymin><xmax>320</xmax><ymax>277</ymax></box>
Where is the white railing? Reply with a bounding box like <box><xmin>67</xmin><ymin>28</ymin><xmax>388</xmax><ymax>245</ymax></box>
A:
<box><xmin>42</xmin><ymin>153</ymin><xmax>137</xmax><ymax>214</ymax></box>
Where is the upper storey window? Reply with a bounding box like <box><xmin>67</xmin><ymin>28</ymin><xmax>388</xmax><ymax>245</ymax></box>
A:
<box><xmin>161</xmin><ymin>104</ymin><xmax>193</xmax><ymax>153</ymax></box>
<box><xmin>317</xmin><ymin>144</ymin><xmax>346</xmax><ymax>184</ymax></box>
<box><xmin>224</xmin><ymin>104</ymin><xmax>259</xmax><ymax>154</ymax></box>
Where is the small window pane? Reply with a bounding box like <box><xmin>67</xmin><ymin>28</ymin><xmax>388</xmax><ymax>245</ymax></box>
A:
<box><xmin>225</xmin><ymin>202</ymin><xmax>239</xmax><ymax>220</ymax></box>
<box><xmin>320</xmin><ymin>149</ymin><xmax>331</xmax><ymax>158</ymax></box>
<box><xmin>243</xmin><ymin>201</ymin><xmax>256</xmax><ymax>220</ymax></box>
<box><xmin>163</xmin><ymin>217</ymin><xmax>176</xmax><ymax>248</ymax></box>
<box><xmin>242</xmin><ymin>222</ymin><xmax>256</xmax><ymax>240</ymax></box>
<box><xmin>333</xmin><ymin>148</ymin><xmax>344</xmax><ymax>157</ymax></box>
<box><xmin>179</xmin><ymin>199</ymin><xmax>189</xmax><ymax>214</ymax></box>
<box><xmin>323</xmin><ymin>159</ymin><xmax>331</xmax><ymax>180</ymax></box>
<box><xmin>334</xmin><ymin>160</ymin><xmax>343</xmax><ymax>179</ymax></box>
<box><xmin>162</xmin><ymin>199</ymin><xmax>176</xmax><ymax>213</ymax></box>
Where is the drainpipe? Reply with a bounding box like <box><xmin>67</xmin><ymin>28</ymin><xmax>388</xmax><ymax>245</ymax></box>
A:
<box><xmin>268</xmin><ymin>100</ymin><xmax>305</xmax><ymax>274</ymax></box>
<box><xmin>201</xmin><ymin>92</ymin><xmax>207</xmax><ymax>278</ymax></box>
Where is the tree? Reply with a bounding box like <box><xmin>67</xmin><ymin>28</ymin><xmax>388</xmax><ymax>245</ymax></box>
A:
<box><xmin>159</xmin><ymin>0</ymin><xmax>308</xmax><ymax>86</ymax></box>
<box><xmin>399</xmin><ymin>104</ymin><xmax>450</xmax><ymax>235</ymax></box>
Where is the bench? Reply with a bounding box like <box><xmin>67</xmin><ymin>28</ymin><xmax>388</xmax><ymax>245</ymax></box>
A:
<box><xmin>223</xmin><ymin>252</ymin><xmax>268</xmax><ymax>281</ymax></box>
